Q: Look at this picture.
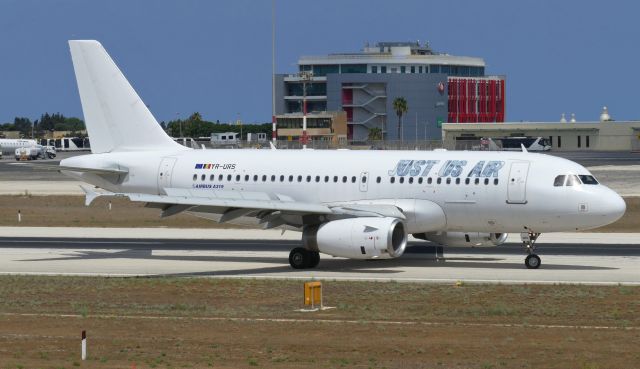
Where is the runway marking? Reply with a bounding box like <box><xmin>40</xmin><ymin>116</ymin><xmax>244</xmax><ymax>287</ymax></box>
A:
<box><xmin>1</xmin><ymin>312</ymin><xmax>638</xmax><ymax>331</ymax></box>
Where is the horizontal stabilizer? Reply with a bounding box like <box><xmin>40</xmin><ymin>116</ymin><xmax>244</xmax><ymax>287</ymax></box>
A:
<box><xmin>11</xmin><ymin>162</ymin><xmax>128</xmax><ymax>175</ymax></box>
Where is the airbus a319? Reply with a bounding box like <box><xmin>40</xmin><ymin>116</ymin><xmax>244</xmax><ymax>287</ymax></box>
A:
<box><xmin>27</xmin><ymin>41</ymin><xmax>626</xmax><ymax>270</ymax></box>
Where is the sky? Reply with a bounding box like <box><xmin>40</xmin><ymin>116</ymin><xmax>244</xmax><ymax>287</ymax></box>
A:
<box><xmin>1</xmin><ymin>0</ymin><xmax>638</xmax><ymax>124</ymax></box>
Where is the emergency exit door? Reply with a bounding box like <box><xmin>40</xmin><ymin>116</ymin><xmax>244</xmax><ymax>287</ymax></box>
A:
<box><xmin>507</xmin><ymin>161</ymin><xmax>529</xmax><ymax>204</ymax></box>
<box><xmin>359</xmin><ymin>172</ymin><xmax>369</xmax><ymax>192</ymax></box>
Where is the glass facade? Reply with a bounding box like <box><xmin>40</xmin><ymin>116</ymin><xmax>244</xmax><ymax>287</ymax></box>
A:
<box><xmin>277</xmin><ymin>117</ymin><xmax>332</xmax><ymax>129</ymax></box>
<box><xmin>286</xmin><ymin>82</ymin><xmax>327</xmax><ymax>96</ymax></box>
<box><xmin>341</xmin><ymin>64</ymin><xmax>367</xmax><ymax>73</ymax></box>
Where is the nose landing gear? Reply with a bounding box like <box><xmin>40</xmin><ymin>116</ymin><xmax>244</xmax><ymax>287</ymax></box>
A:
<box><xmin>521</xmin><ymin>232</ymin><xmax>541</xmax><ymax>269</ymax></box>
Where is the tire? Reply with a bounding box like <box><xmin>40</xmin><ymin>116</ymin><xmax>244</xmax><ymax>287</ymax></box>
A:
<box><xmin>289</xmin><ymin>247</ymin><xmax>310</xmax><ymax>269</ymax></box>
<box><xmin>525</xmin><ymin>254</ymin><xmax>541</xmax><ymax>269</ymax></box>
<box><xmin>308</xmin><ymin>251</ymin><xmax>320</xmax><ymax>268</ymax></box>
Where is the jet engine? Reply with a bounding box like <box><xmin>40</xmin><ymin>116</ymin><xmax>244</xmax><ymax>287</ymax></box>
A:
<box><xmin>303</xmin><ymin>217</ymin><xmax>407</xmax><ymax>259</ymax></box>
<box><xmin>414</xmin><ymin>232</ymin><xmax>508</xmax><ymax>247</ymax></box>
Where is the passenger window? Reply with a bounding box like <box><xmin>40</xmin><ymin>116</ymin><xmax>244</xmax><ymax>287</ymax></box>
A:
<box><xmin>465</xmin><ymin>178</ymin><xmax>470</xmax><ymax>185</ymax></box>
<box><xmin>484</xmin><ymin>178</ymin><xmax>489</xmax><ymax>185</ymax></box>
<box><xmin>362</xmin><ymin>176</ymin><xmax>367</xmax><ymax>183</ymax></box>
<box><xmin>342</xmin><ymin>176</ymin><xmax>347</xmax><ymax>183</ymax></box>
<box><xmin>474</xmin><ymin>178</ymin><xmax>480</xmax><ymax>185</ymax></box>
<box><xmin>210</xmin><ymin>174</ymin><xmax>215</xmax><ymax>181</ymax></box>
<box><xmin>201</xmin><ymin>174</ymin><xmax>206</xmax><ymax>181</ymax></box>
<box><xmin>494</xmin><ymin>178</ymin><xmax>499</xmax><ymax>185</ymax></box>
<box><xmin>554</xmin><ymin>175</ymin><xmax>566</xmax><ymax>187</ymax></box>
<box><xmin>376</xmin><ymin>176</ymin><xmax>381</xmax><ymax>183</ymax></box>
<box><xmin>306</xmin><ymin>175</ymin><xmax>311</xmax><ymax>182</ymax></box>
<box><xmin>244</xmin><ymin>174</ymin><xmax>249</xmax><ymax>181</ymax></box>
<box><xmin>315</xmin><ymin>176</ymin><xmax>320</xmax><ymax>182</ymax></box>
<box><xmin>262</xmin><ymin>175</ymin><xmax>267</xmax><ymax>182</ymax></box>
<box><xmin>446</xmin><ymin>178</ymin><xmax>451</xmax><ymax>185</ymax></box>
<box><xmin>418</xmin><ymin>177</ymin><xmax>423</xmax><ymax>184</ymax></box>
<box><xmin>289</xmin><ymin>175</ymin><xmax>293</xmax><ymax>182</ymax></box>
<box><xmin>219</xmin><ymin>174</ymin><xmax>223</xmax><ymax>181</ymax></box>
<box><xmin>566</xmin><ymin>175</ymin><xmax>580</xmax><ymax>186</ymax></box>
<box><xmin>236</xmin><ymin>175</ymin><xmax>241</xmax><ymax>181</ymax></box>
<box><xmin>253</xmin><ymin>175</ymin><xmax>258</xmax><ymax>182</ymax></box>
<box><xmin>324</xmin><ymin>176</ymin><xmax>329</xmax><ymax>182</ymax></box>
<box><xmin>280</xmin><ymin>175</ymin><xmax>284</xmax><ymax>182</ymax></box>
<box><xmin>333</xmin><ymin>176</ymin><xmax>338</xmax><ymax>183</ymax></box>
<box><xmin>297</xmin><ymin>175</ymin><xmax>302</xmax><ymax>182</ymax></box>
<box><xmin>455</xmin><ymin>178</ymin><xmax>460</xmax><ymax>185</ymax></box>
<box><xmin>390</xmin><ymin>177</ymin><xmax>395</xmax><ymax>184</ymax></box>
<box><xmin>408</xmin><ymin>177</ymin><xmax>414</xmax><ymax>184</ymax></box>
<box><xmin>192</xmin><ymin>174</ymin><xmax>197</xmax><ymax>181</ymax></box>
<box><xmin>437</xmin><ymin>178</ymin><xmax>441</xmax><ymax>184</ymax></box>
<box><xmin>271</xmin><ymin>175</ymin><xmax>276</xmax><ymax>182</ymax></box>
<box><xmin>399</xmin><ymin>177</ymin><xmax>405</xmax><ymax>184</ymax></box>
<box><xmin>427</xmin><ymin>177</ymin><xmax>432</xmax><ymax>184</ymax></box>
<box><xmin>228</xmin><ymin>174</ymin><xmax>232</xmax><ymax>181</ymax></box>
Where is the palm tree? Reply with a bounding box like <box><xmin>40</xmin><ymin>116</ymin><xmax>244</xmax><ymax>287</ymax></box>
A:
<box><xmin>393</xmin><ymin>97</ymin><xmax>408</xmax><ymax>142</ymax></box>
<box><xmin>367</xmin><ymin>127</ymin><xmax>383</xmax><ymax>141</ymax></box>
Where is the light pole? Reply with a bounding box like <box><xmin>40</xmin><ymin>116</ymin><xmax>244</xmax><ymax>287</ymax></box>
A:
<box><xmin>298</xmin><ymin>71</ymin><xmax>313</xmax><ymax>149</ymax></box>
<box><xmin>176</xmin><ymin>112</ymin><xmax>182</xmax><ymax>138</ymax></box>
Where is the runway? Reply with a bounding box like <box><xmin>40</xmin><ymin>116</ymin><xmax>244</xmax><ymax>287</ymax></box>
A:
<box><xmin>0</xmin><ymin>229</ymin><xmax>638</xmax><ymax>285</ymax></box>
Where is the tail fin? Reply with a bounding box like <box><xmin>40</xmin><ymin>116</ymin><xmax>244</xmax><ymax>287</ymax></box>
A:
<box><xmin>69</xmin><ymin>40</ymin><xmax>183</xmax><ymax>153</ymax></box>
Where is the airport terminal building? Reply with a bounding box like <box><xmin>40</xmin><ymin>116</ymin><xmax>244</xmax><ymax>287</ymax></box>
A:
<box><xmin>275</xmin><ymin>41</ymin><xmax>506</xmax><ymax>142</ymax></box>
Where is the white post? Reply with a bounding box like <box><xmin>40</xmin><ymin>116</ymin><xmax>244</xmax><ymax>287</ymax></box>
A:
<box><xmin>17</xmin><ymin>210</ymin><xmax>21</xmax><ymax>223</ymax></box>
<box><xmin>81</xmin><ymin>330</ymin><xmax>87</xmax><ymax>360</ymax></box>
<box><xmin>108</xmin><ymin>201</ymin><xmax>112</xmax><ymax>211</ymax></box>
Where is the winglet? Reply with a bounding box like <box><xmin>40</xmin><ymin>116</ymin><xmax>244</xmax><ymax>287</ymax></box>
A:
<box><xmin>521</xmin><ymin>144</ymin><xmax>528</xmax><ymax>153</ymax></box>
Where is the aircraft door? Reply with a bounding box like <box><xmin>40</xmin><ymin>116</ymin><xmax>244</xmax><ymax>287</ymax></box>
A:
<box><xmin>359</xmin><ymin>172</ymin><xmax>369</xmax><ymax>192</ymax></box>
<box><xmin>507</xmin><ymin>161</ymin><xmax>529</xmax><ymax>204</ymax></box>
<box><xmin>158</xmin><ymin>157</ymin><xmax>177</xmax><ymax>194</ymax></box>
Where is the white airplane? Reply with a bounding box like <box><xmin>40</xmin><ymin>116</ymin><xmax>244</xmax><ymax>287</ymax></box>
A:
<box><xmin>33</xmin><ymin>40</ymin><xmax>627</xmax><ymax>270</ymax></box>
<box><xmin>0</xmin><ymin>138</ymin><xmax>38</xmax><ymax>156</ymax></box>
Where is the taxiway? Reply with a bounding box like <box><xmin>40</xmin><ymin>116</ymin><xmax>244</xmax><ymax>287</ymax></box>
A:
<box><xmin>0</xmin><ymin>228</ymin><xmax>637</xmax><ymax>285</ymax></box>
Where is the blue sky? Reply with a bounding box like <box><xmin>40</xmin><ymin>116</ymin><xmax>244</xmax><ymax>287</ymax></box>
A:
<box><xmin>1</xmin><ymin>0</ymin><xmax>638</xmax><ymax>124</ymax></box>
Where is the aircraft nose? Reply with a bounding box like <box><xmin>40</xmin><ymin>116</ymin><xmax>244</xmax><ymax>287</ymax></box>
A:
<box><xmin>599</xmin><ymin>189</ymin><xmax>626</xmax><ymax>224</ymax></box>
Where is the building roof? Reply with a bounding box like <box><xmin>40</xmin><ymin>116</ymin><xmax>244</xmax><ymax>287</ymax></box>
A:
<box><xmin>299</xmin><ymin>41</ymin><xmax>485</xmax><ymax>67</ymax></box>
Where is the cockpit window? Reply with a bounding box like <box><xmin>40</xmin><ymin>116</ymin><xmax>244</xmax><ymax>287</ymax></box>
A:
<box><xmin>553</xmin><ymin>175</ymin><xmax>566</xmax><ymax>187</ymax></box>
<box><xmin>579</xmin><ymin>175</ymin><xmax>599</xmax><ymax>185</ymax></box>
<box><xmin>565</xmin><ymin>175</ymin><xmax>581</xmax><ymax>186</ymax></box>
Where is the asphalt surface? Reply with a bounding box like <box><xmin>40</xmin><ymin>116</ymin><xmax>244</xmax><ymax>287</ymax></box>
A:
<box><xmin>0</xmin><ymin>233</ymin><xmax>638</xmax><ymax>284</ymax></box>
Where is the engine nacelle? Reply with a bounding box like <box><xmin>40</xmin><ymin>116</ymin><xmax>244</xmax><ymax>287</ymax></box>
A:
<box><xmin>303</xmin><ymin>217</ymin><xmax>407</xmax><ymax>259</ymax></box>
<box><xmin>414</xmin><ymin>232</ymin><xmax>508</xmax><ymax>247</ymax></box>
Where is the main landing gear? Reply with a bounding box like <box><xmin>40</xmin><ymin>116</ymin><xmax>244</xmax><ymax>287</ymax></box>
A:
<box><xmin>289</xmin><ymin>247</ymin><xmax>320</xmax><ymax>269</ymax></box>
<box><xmin>521</xmin><ymin>231</ymin><xmax>541</xmax><ymax>269</ymax></box>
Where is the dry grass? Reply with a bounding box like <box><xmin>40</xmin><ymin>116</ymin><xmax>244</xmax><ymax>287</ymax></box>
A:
<box><xmin>0</xmin><ymin>276</ymin><xmax>638</xmax><ymax>368</ymax></box>
<box><xmin>1</xmin><ymin>195</ymin><xmax>639</xmax><ymax>232</ymax></box>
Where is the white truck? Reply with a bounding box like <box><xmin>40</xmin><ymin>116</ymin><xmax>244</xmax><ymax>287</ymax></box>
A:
<box><xmin>14</xmin><ymin>145</ymin><xmax>56</xmax><ymax>160</ymax></box>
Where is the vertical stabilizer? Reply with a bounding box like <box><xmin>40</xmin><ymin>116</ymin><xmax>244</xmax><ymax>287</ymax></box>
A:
<box><xmin>69</xmin><ymin>40</ymin><xmax>183</xmax><ymax>153</ymax></box>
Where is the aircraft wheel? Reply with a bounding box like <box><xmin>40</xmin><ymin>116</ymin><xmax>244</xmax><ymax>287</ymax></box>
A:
<box><xmin>289</xmin><ymin>247</ymin><xmax>310</xmax><ymax>269</ymax></box>
<box><xmin>308</xmin><ymin>251</ymin><xmax>320</xmax><ymax>268</ymax></box>
<box><xmin>525</xmin><ymin>254</ymin><xmax>541</xmax><ymax>269</ymax></box>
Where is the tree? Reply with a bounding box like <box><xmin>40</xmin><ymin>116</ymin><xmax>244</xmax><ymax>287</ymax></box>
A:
<box><xmin>367</xmin><ymin>127</ymin><xmax>383</xmax><ymax>141</ymax></box>
<box><xmin>393</xmin><ymin>97</ymin><xmax>408</xmax><ymax>142</ymax></box>
<box><xmin>13</xmin><ymin>117</ymin><xmax>32</xmax><ymax>137</ymax></box>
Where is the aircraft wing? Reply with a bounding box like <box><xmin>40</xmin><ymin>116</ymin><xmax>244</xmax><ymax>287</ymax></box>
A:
<box><xmin>80</xmin><ymin>186</ymin><xmax>409</xmax><ymax>229</ymax></box>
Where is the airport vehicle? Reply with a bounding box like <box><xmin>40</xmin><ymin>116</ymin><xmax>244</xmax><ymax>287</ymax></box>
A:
<box><xmin>497</xmin><ymin>137</ymin><xmax>551</xmax><ymax>151</ymax></box>
<box><xmin>32</xmin><ymin>40</ymin><xmax>625</xmax><ymax>270</ymax></box>
<box><xmin>15</xmin><ymin>147</ymin><xmax>41</xmax><ymax>160</ymax></box>
<box><xmin>39</xmin><ymin>137</ymin><xmax>90</xmax><ymax>151</ymax></box>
